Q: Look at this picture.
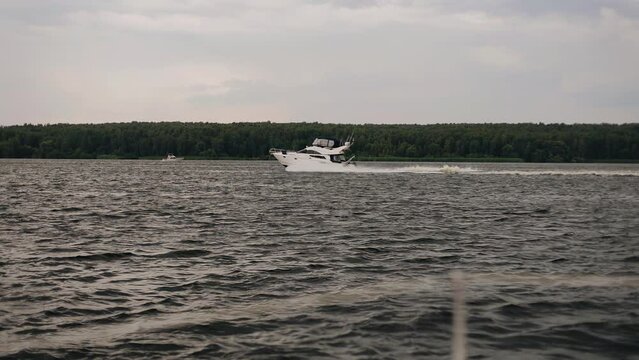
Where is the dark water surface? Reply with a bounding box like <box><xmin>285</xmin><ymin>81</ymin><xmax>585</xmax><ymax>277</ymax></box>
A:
<box><xmin>1</xmin><ymin>160</ymin><xmax>638</xmax><ymax>359</ymax></box>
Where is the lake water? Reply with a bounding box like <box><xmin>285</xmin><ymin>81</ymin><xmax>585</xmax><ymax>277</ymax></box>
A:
<box><xmin>1</xmin><ymin>159</ymin><xmax>638</xmax><ymax>359</ymax></box>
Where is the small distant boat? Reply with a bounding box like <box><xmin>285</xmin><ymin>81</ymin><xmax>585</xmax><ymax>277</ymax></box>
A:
<box><xmin>269</xmin><ymin>136</ymin><xmax>355</xmax><ymax>169</ymax></box>
<box><xmin>161</xmin><ymin>153</ymin><xmax>184</xmax><ymax>161</ymax></box>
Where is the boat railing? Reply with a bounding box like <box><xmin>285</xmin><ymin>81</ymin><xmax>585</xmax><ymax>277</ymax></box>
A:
<box><xmin>269</xmin><ymin>148</ymin><xmax>287</xmax><ymax>154</ymax></box>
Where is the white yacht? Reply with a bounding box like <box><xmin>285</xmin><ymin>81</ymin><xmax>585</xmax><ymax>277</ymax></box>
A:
<box><xmin>269</xmin><ymin>137</ymin><xmax>355</xmax><ymax>169</ymax></box>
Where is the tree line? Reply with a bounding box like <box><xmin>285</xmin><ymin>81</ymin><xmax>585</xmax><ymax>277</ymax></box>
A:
<box><xmin>0</xmin><ymin>122</ymin><xmax>637</xmax><ymax>162</ymax></box>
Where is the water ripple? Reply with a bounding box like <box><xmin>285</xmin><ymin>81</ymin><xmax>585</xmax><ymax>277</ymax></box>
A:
<box><xmin>1</xmin><ymin>159</ymin><xmax>638</xmax><ymax>359</ymax></box>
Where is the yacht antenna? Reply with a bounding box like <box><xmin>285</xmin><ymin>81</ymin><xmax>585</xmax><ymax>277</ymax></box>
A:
<box><xmin>344</xmin><ymin>132</ymin><xmax>354</xmax><ymax>145</ymax></box>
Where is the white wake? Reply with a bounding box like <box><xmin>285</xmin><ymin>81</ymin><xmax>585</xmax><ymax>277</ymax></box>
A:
<box><xmin>285</xmin><ymin>163</ymin><xmax>639</xmax><ymax>176</ymax></box>
<box><xmin>285</xmin><ymin>163</ymin><xmax>477</xmax><ymax>174</ymax></box>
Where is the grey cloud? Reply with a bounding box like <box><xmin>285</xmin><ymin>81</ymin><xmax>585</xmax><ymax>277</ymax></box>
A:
<box><xmin>306</xmin><ymin>0</ymin><xmax>383</xmax><ymax>9</ymax></box>
<box><xmin>0</xmin><ymin>0</ymin><xmax>638</xmax><ymax>124</ymax></box>
<box><xmin>430</xmin><ymin>0</ymin><xmax>639</xmax><ymax>18</ymax></box>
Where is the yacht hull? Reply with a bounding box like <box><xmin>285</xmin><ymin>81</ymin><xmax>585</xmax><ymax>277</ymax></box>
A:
<box><xmin>271</xmin><ymin>151</ymin><xmax>354</xmax><ymax>171</ymax></box>
<box><xmin>269</xmin><ymin>136</ymin><xmax>355</xmax><ymax>172</ymax></box>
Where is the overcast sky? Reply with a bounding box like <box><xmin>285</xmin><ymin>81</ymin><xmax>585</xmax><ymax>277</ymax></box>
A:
<box><xmin>1</xmin><ymin>0</ymin><xmax>638</xmax><ymax>125</ymax></box>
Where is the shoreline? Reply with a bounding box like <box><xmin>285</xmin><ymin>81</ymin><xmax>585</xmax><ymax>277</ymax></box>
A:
<box><xmin>2</xmin><ymin>157</ymin><xmax>639</xmax><ymax>164</ymax></box>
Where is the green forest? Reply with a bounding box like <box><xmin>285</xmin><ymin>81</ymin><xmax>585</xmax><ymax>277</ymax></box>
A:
<box><xmin>1</xmin><ymin>122</ymin><xmax>638</xmax><ymax>162</ymax></box>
